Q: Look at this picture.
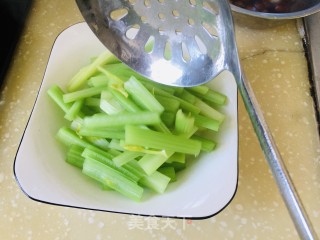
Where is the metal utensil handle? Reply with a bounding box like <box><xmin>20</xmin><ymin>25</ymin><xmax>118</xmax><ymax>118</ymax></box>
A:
<box><xmin>237</xmin><ymin>72</ymin><xmax>318</xmax><ymax>240</ymax></box>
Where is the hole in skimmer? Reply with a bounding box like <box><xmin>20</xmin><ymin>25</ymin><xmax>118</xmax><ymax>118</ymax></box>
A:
<box><xmin>110</xmin><ymin>8</ymin><xmax>128</xmax><ymax>21</ymax></box>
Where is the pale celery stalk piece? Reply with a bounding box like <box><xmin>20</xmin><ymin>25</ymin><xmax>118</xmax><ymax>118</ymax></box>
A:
<box><xmin>124</xmin><ymin>76</ymin><xmax>164</xmax><ymax>113</ymax></box>
<box><xmin>113</xmin><ymin>151</ymin><xmax>143</xmax><ymax>167</ymax></box>
<box><xmin>63</xmin><ymin>86</ymin><xmax>107</xmax><ymax>103</ymax></box>
<box><xmin>64</xmin><ymin>99</ymin><xmax>84</xmax><ymax>121</ymax></box>
<box><xmin>100</xmin><ymin>90</ymin><xmax>124</xmax><ymax>115</ymax></box>
<box><xmin>83</xmin><ymin>111</ymin><xmax>161</xmax><ymax>129</ymax></box>
<box><xmin>124</xmin><ymin>125</ymin><xmax>201</xmax><ymax>156</ymax></box>
<box><xmin>82</xmin><ymin>158</ymin><xmax>143</xmax><ymax>202</ymax></box>
<box><xmin>67</xmin><ymin>51</ymin><xmax>119</xmax><ymax>91</ymax></box>
<box><xmin>139</xmin><ymin>171</ymin><xmax>171</xmax><ymax>194</ymax></box>
<box><xmin>47</xmin><ymin>85</ymin><xmax>72</xmax><ymax>113</ymax></box>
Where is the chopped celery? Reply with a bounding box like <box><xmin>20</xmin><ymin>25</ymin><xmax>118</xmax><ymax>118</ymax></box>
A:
<box><xmin>82</xmin><ymin>158</ymin><xmax>143</xmax><ymax>201</ymax></box>
<box><xmin>85</xmin><ymin>136</ymin><xmax>109</xmax><ymax>150</ymax></box>
<box><xmin>154</xmin><ymin>95</ymin><xmax>180</xmax><ymax>113</ymax></box>
<box><xmin>56</xmin><ymin>127</ymin><xmax>92</xmax><ymax>149</ymax></box>
<box><xmin>194</xmin><ymin>114</ymin><xmax>220</xmax><ymax>132</ymax></box>
<box><xmin>64</xmin><ymin>99</ymin><xmax>84</xmax><ymax>121</ymax></box>
<box><xmin>176</xmin><ymin>89</ymin><xmax>197</xmax><ymax>104</ymax></box>
<box><xmin>84</xmin><ymin>97</ymin><xmax>100</xmax><ymax>108</ymax></box>
<box><xmin>109</xmin><ymin>88</ymin><xmax>141</xmax><ymax>113</ymax></box>
<box><xmin>125</xmin><ymin>125</ymin><xmax>201</xmax><ymax>156</ymax></box>
<box><xmin>79</xmin><ymin>127</ymin><xmax>125</xmax><ymax>139</ymax></box>
<box><xmin>161</xmin><ymin>111</ymin><xmax>176</xmax><ymax>128</ymax></box>
<box><xmin>150</xmin><ymin>88</ymin><xmax>200</xmax><ymax>114</ymax></box>
<box><xmin>192</xmin><ymin>135</ymin><xmax>216</xmax><ymax>152</ymax></box>
<box><xmin>100</xmin><ymin>90</ymin><xmax>124</xmax><ymax>115</ymax></box>
<box><xmin>63</xmin><ymin>86</ymin><xmax>107</xmax><ymax>103</ymax></box>
<box><xmin>66</xmin><ymin>145</ymin><xmax>85</xmax><ymax>168</ymax></box>
<box><xmin>194</xmin><ymin>99</ymin><xmax>225</xmax><ymax>124</ymax></box>
<box><xmin>163</xmin><ymin>161</ymin><xmax>186</xmax><ymax>172</ymax></box>
<box><xmin>48</xmin><ymin>50</ymin><xmax>229</xmax><ymax>202</ymax></box>
<box><xmin>174</xmin><ymin>110</ymin><xmax>195</xmax><ymax>135</ymax></box>
<box><xmin>83</xmin><ymin>111</ymin><xmax>161</xmax><ymax>129</ymax></box>
<box><xmin>166</xmin><ymin>152</ymin><xmax>185</xmax><ymax>164</ymax></box>
<box><xmin>67</xmin><ymin>51</ymin><xmax>119</xmax><ymax>91</ymax></box>
<box><xmin>189</xmin><ymin>85</ymin><xmax>209</xmax><ymax>95</ymax></box>
<box><xmin>81</xmin><ymin>148</ymin><xmax>140</xmax><ymax>183</ymax></box>
<box><xmin>158</xmin><ymin>167</ymin><xmax>176</xmax><ymax>182</ymax></box>
<box><xmin>124</xmin><ymin>76</ymin><xmax>164</xmax><ymax>113</ymax></box>
<box><xmin>138</xmin><ymin>152</ymin><xmax>173</xmax><ymax>175</ymax></box>
<box><xmin>108</xmin><ymin>139</ymin><xmax>125</xmax><ymax>151</ymax></box>
<box><xmin>195</xmin><ymin>88</ymin><xmax>227</xmax><ymax>106</ymax></box>
<box><xmin>113</xmin><ymin>151</ymin><xmax>142</xmax><ymax>167</ymax></box>
<box><xmin>87</xmin><ymin>74</ymin><xmax>109</xmax><ymax>87</ymax></box>
<box><xmin>47</xmin><ymin>85</ymin><xmax>72</xmax><ymax>113</ymax></box>
<box><xmin>139</xmin><ymin>171</ymin><xmax>171</xmax><ymax>194</ymax></box>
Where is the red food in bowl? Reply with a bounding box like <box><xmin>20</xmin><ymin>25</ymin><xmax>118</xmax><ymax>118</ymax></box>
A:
<box><xmin>230</xmin><ymin>0</ymin><xmax>310</xmax><ymax>13</ymax></box>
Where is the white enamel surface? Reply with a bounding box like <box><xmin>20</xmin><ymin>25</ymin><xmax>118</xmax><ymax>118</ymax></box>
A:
<box><xmin>14</xmin><ymin>22</ymin><xmax>238</xmax><ymax>218</ymax></box>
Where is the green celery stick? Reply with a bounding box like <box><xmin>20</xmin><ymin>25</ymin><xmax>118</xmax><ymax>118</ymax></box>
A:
<box><xmin>85</xmin><ymin>136</ymin><xmax>109</xmax><ymax>150</ymax></box>
<box><xmin>158</xmin><ymin>167</ymin><xmax>176</xmax><ymax>182</ymax></box>
<box><xmin>189</xmin><ymin>85</ymin><xmax>209</xmax><ymax>95</ymax></box>
<box><xmin>84</xmin><ymin>97</ymin><xmax>100</xmax><ymax>108</ymax></box>
<box><xmin>161</xmin><ymin>111</ymin><xmax>175</xmax><ymax>128</ymax></box>
<box><xmin>150</xmin><ymin>88</ymin><xmax>200</xmax><ymax>114</ymax></box>
<box><xmin>195</xmin><ymin>88</ymin><xmax>227</xmax><ymax>106</ymax></box>
<box><xmin>56</xmin><ymin>127</ymin><xmax>92</xmax><ymax>149</ymax></box>
<box><xmin>47</xmin><ymin>85</ymin><xmax>72</xmax><ymax>113</ymax></box>
<box><xmin>109</xmin><ymin>88</ymin><xmax>141</xmax><ymax>113</ymax></box>
<box><xmin>82</xmin><ymin>148</ymin><xmax>140</xmax><ymax>183</ymax></box>
<box><xmin>100</xmin><ymin>90</ymin><xmax>124</xmax><ymax>115</ymax></box>
<box><xmin>124</xmin><ymin>76</ymin><xmax>164</xmax><ymax>113</ymax></box>
<box><xmin>83</xmin><ymin>111</ymin><xmax>161</xmax><ymax>129</ymax></box>
<box><xmin>113</xmin><ymin>151</ymin><xmax>143</xmax><ymax>167</ymax></box>
<box><xmin>175</xmin><ymin>89</ymin><xmax>197</xmax><ymax>104</ymax></box>
<box><xmin>79</xmin><ymin>127</ymin><xmax>125</xmax><ymax>139</ymax></box>
<box><xmin>138</xmin><ymin>78</ymin><xmax>177</xmax><ymax>95</ymax></box>
<box><xmin>66</xmin><ymin>145</ymin><xmax>85</xmax><ymax>168</ymax></box>
<box><xmin>67</xmin><ymin>51</ymin><xmax>119</xmax><ymax>91</ymax></box>
<box><xmin>155</xmin><ymin>95</ymin><xmax>180</xmax><ymax>113</ymax></box>
<box><xmin>174</xmin><ymin>109</ymin><xmax>195</xmax><ymax>135</ymax></box>
<box><xmin>97</xmin><ymin>65</ymin><xmax>126</xmax><ymax>86</ymax></box>
<box><xmin>138</xmin><ymin>151</ymin><xmax>174</xmax><ymax>175</ymax></box>
<box><xmin>100</xmin><ymin>63</ymin><xmax>150</xmax><ymax>83</ymax></box>
<box><xmin>194</xmin><ymin>114</ymin><xmax>220</xmax><ymax>132</ymax></box>
<box><xmin>166</xmin><ymin>152</ymin><xmax>185</xmax><ymax>164</ymax></box>
<box><xmin>123</xmin><ymin>159</ymin><xmax>146</xmax><ymax>179</ymax></box>
<box><xmin>82</xmin><ymin>158</ymin><xmax>143</xmax><ymax>201</ymax></box>
<box><xmin>87</xmin><ymin>74</ymin><xmax>109</xmax><ymax>87</ymax></box>
<box><xmin>125</xmin><ymin>125</ymin><xmax>201</xmax><ymax>156</ymax></box>
<box><xmin>163</xmin><ymin>161</ymin><xmax>186</xmax><ymax>172</ymax></box>
<box><xmin>152</xmin><ymin>121</ymin><xmax>171</xmax><ymax>134</ymax></box>
<box><xmin>108</xmin><ymin>139</ymin><xmax>125</xmax><ymax>151</ymax></box>
<box><xmin>56</xmin><ymin>127</ymin><xmax>115</xmax><ymax>159</ymax></box>
<box><xmin>139</xmin><ymin>171</ymin><xmax>171</xmax><ymax>193</ymax></box>
<box><xmin>64</xmin><ymin>99</ymin><xmax>84</xmax><ymax>121</ymax></box>
<box><xmin>63</xmin><ymin>86</ymin><xmax>107</xmax><ymax>103</ymax></box>
<box><xmin>70</xmin><ymin>117</ymin><xmax>83</xmax><ymax>132</ymax></box>
<box><xmin>195</xmin><ymin>99</ymin><xmax>225</xmax><ymax>124</ymax></box>
<box><xmin>191</xmin><ymin>135</ymin><xmax>216</xmax><ymax>152</ymax></box>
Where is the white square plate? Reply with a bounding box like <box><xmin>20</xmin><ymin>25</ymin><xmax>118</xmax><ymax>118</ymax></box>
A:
<box><xmin>14</xmin><ymin>22</ymin><xmax>238</xmax><ymax>219</ymax></box>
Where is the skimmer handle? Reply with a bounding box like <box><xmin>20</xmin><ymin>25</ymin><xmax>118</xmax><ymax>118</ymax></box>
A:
<box><xmin>237</xmin><ymin>71</ymin><xmax>318</xmax><ymax>240</ymax></box>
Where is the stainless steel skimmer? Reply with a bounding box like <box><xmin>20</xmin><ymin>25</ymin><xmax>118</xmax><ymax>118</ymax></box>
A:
<box><xmin>76</xmin><ymin>0</ymin><xmax>318</xmax><ymax>238</ymax></box>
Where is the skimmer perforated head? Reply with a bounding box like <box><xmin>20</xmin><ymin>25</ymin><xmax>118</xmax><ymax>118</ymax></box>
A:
<box><xmin>76</xmin><ymin>0</ymin><xmax>241</xmax><ymax>86</ymax></box>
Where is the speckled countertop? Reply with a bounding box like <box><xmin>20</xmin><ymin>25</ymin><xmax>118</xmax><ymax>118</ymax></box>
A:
<box><xmin>1</xmin><ymin>1</ymin><xmax>320</xmax><ymax>239</ymax></box>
